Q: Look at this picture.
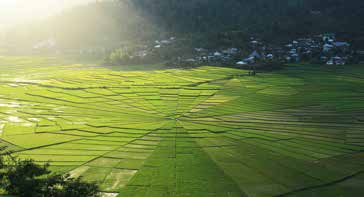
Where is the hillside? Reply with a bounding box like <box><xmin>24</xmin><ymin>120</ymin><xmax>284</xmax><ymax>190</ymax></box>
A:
<box><xmin>128</xmin><ymin>0</ymin><xmax>364</xmax><ymax>47</ymax></box>
<box><xmin>130</xmin><ymin>0</ymin><xmax>364</xmax><ymax>35</ymax></box>
<box><xmin>2</xmin><ymin>0</ymin><xmax>364</xmax><ymax>51</ymax></box>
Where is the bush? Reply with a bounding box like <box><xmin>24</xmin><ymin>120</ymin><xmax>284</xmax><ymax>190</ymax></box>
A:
<box><xmin>105</xmin><ymin>48</ymin><xmax>131</xmax><ymax>65</ymax></box>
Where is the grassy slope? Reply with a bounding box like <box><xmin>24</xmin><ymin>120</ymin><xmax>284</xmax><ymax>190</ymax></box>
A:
<box><xmin>0</xmin><ymin>56</ymin><xmax>364</xmax><ymax>196</ymax></box>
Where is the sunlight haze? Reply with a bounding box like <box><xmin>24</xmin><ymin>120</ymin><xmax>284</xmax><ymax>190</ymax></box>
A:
<box><xmin>0</xmin><ymin>0</ymin><xmax>94</xmax><ymax>30</ymax></box>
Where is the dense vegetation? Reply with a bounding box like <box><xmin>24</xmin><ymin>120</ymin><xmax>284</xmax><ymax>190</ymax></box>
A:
<box><xmin>2</xmin><ymin>0</ymin><xmax>364</xmax><ymax>51</ymax></box>
<box><xmin>127</xmin><ymin>0</ymin><xmax>364</xmax><ymax>48</ymax></box>
<box><xmin>128</xmin><ymin>1</ymin><xmax>364</xmax><ymax>36</ymax></box>
<box><xmin>0</xmin><ymin>148</ymin><xmax>99</xmax><ymax>197</ymax></box>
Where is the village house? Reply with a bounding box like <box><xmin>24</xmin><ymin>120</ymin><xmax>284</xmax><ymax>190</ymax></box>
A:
<box><xmin>322</xmin><ymin>33</ymin><xmax>336</xmax><ymax>42</ymax></box>
<box><xmin>236</xmin><ymin>50</ymin><xmax>261</xmax><ymax>65</ymax></box>
<box><xmin>358</xmin><ymin>50</ymin><xmax>364</xmax><ymax>64</ymax></box>
<box><xmin>33</xmin><ymin>38</ymin><xmax>57</xmax><ymax>50</ymax></box>
<box><xmin>327</xmin><ymin>56</ymin><xmax>346</xmax><ymax>65</ymax></box>
<box><xmin>222</xmin><ymin>48</ymin><xmax>239</xmax><ymax>55</ymax></box>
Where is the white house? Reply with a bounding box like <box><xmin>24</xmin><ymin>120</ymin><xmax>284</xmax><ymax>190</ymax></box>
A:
<box><xmin>33</xmin><ymin>38</ymin><xmax>57</xmax><ymax>50</ymax></box>
<box><xmin>323</xmin><ymin>44</ymin><xmax>334</xmax><ymax>52</ymax></box>
<box><xmin>236</xmin><ymin>61</ymin><xmax>248</xmax><ymax>65</ymax></box>
<box><xmin>334</xmin><ymin>42</ymin><xmax>350</xmax><ymax>47</ymax></box>
<box><xmin>161</xmin><ymin>40</ymin><xmax>171</xmax><ymax>44</ymax></box>
<box><xmin>223</xmin><ymin>48</ymin><xmax>239</xmax><ymax>55</ymax></box>
<box><xmin>194</xmin><ymin>48</ymin><xmax>207</xmax><ymax>52</ymax></box>
<box><xmin>244</xmin><ymin>56</ymin><xmax>256</xmax><ymax>64</ymax></box>
<box><xmin>266</xmin><ymin>54</ymin><xmax>274</xmax><ymax>59</ymax></box>
<box><xmin>326</xmin><ymin>56</ymin><xmax>345</xmax><ymax>65</ymax></box>
<box><xmin>214</xmin><ymin>52</ymin><xmax>222</xmax><ymax>56</ymax></box>
<box><xmin>249</xmin><ymin>50</ymin><xmax>261</xmax><ymax>59</ymax></box>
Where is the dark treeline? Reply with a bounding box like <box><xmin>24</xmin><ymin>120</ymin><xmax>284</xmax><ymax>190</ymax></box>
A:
<box><xmin>2</xmin><ymin>0</ymin><xmax>364</xmax><ymax>51</ymax></box>
<box><xmin>127</xmin><ymin>0</ymin><xmax>364</xmax><ymax>46</ymax></box>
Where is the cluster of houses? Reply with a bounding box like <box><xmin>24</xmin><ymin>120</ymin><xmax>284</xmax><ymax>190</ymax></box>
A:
<box><xmin>234</xmin><ymin>33</ymin><xmax>353</xmax><ymax>66</ymax></box>
<box><xmin>104</xmin><ymin>37</ymin><xmax>177</xmax><ymax>60</ymax></box>
<box><xmin>154</xmin><ymin>37</ymin><xmax>176</xmax><ymax>49</ymax></box>
<box><xmin>172</xmin><ymin>33</ymin><xmax>355</xmax><ymax>67</ymax></box>
<box><xmin>30</xmin><ymin>33</ymin><xmax>361</xmax><ymax>67</ymax></box>
<box><xmin>185</xmin><ymin>47</ymin><xmax>240</xmax><ymax>64</ymax></box>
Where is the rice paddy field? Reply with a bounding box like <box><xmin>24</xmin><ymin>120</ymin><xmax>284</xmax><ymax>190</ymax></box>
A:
<box><xmin>0</xmin><ymin>56</ymin><xmax>364</xmax><ymax>197</ymax></box>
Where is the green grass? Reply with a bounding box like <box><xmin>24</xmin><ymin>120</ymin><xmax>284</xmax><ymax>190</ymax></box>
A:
<box><xmin>0</xmin><ymin>56</ymin><xmax>364</xmax><ymax>196</ymax></box>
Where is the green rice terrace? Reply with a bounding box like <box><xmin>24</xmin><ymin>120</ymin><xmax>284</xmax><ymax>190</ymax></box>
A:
<box><xmin>0</xmin><ymin>56</ymin><xmax>364</xmax><ymax>197</ymax></box>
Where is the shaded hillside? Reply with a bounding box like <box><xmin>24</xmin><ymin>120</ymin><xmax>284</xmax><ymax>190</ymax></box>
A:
<box><xmin>2</xmin><ymin>0</ymin><xmax>364</xmax><ymax>50</ymax></box>
<box><xmin>128</xmin><ymin>0</ymin><xmax>364</xmax><ymax>44</ymax></box>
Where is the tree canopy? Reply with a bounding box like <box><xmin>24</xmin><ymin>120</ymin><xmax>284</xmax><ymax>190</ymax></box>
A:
<box><xmin>0</xmin><ymin>150</ymin><xmax>99</xmax><ymax>197</ymax></box>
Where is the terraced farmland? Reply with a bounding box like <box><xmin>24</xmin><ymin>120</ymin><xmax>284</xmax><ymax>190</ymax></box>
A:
<box><xmin>1</xmin><ymin>56</ymin><xmax>364</xmax><ymax>196</ymax></box>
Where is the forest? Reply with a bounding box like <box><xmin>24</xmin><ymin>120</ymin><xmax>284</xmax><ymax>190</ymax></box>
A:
<box><xmin>2</xmin><ymin>0</ymin><xmax>364</xmax><ymax>51</ymax></box>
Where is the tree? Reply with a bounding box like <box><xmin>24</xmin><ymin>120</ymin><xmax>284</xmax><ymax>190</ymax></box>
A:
<box><xmin>59</xmin><ymin>176</ymin><xmax>99</xmax><ymax>197</ymax></box>
<box><xmin>43</xmin><ymin>174</ymin><xmax>100</xmax><ymax>197</ymax></box>
<box><xmin>5</xmin><ymin>159</ymin><xmax>50</xmax><ymax>197</ymax></box>
<box><xmin>0</xmin><ymin>153</ymin><xmax>100</xmax><ymax>197</ymax></box>
<box><xmin>0</xmin><ymin>146</ymin><xmax>11</xmax><ymax>192</ymax></box>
